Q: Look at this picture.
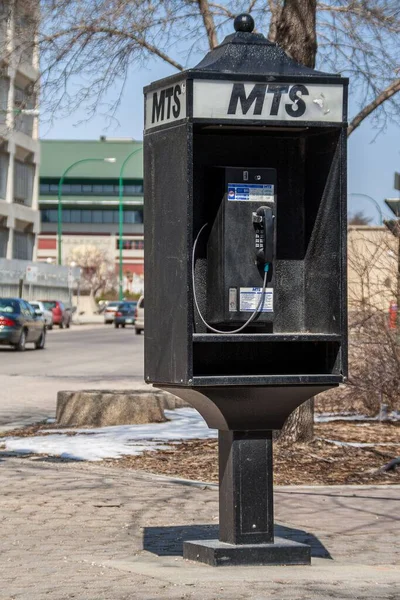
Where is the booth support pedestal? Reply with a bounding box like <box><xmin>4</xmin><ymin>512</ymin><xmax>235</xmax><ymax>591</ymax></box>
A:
<box><xmin>183</xmin><ymin>431</ymin><xmax>310</xmax><ymax>566</ymax></box>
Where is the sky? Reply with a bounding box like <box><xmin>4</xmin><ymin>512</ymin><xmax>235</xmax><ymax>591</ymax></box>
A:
<box><xmin>41</xmin><ymin>58</ymin><xmax>400</xmax><ymax>226</ymax></box>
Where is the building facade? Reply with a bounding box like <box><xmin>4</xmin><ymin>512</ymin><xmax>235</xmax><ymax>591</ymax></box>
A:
<box><xmin>0</xmin><ymin>1</ymin><xmax>40</xmax><ymax>260</ymax></box>
<box><xmin>37</xmin><ymin>138</ymin><xmax>144</xmax><ymax>291</ymax></box>
<box><xmin>348</xmin><ymin>225</ymin><xmax>398</xmax><ymax>313</ymax></box>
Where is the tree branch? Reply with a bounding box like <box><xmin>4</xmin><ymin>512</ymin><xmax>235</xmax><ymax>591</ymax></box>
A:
<box><xmin>197</xmin><ymin>0</ymin><xmax>219</xmax><ymax>49</ymax></box>
<box><xmin>347</xmin><ymin>78</ymin><xmax>400</xmax><ymax>136</ymax></box>
<box><xmin>267</xmin><ymin>0</ymin><xmax>281</xmax><ymax>42</ymax></box>
<box><xmin>41</xmin><ymin>25</ymin><xmax>184</xmax><ymax>72</ymax></box>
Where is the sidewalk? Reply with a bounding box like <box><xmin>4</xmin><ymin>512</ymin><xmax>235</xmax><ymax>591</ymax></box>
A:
<box><xmin>72</xmin><ymin>314</ymin><xmax>105</xmax><ymax>325</ymax></box>
<box><xmin>1</xmin><ymin>455</ymin><xmax>399</xmax><ymax>600</ymax></box>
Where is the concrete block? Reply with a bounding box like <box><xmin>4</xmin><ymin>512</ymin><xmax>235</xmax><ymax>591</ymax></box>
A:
<box><xmin>56</xmin><ymin>387</ymin><xmax>186</xmax><ymax>428</ymax></box>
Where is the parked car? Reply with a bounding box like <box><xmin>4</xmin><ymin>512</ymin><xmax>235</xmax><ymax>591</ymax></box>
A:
<box><xmin>39</xmin><ymin>300</ymin><xmax>72</xmax><ymax>329</ymax></box>
<box><xmin>0</xmin><ymin>298</ymin><xmax>46</xmax><ymax>351</ymax></box>
<box><xmin>134</xmin><ymin>296</ymin><xmax>144</xmax><ymax>335</ymax></box>
<box><xmin>104</xmin><ymin>301</ymin><xmax>121</xmax><ymax>324</ymax></box>
<box><xmin>30</xmin><ymin>301</ymin><xmax>54</xmax><ymax>330</ymax></box>
<box><xmin>114</xmin><ymin>302</ymin><xmax>137</xmax><ymax>328</ymax></box>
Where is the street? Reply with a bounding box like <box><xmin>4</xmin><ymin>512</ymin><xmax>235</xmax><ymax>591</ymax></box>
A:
<box><xmin>0</xmin><ymin>325</ymin><xmax>144</xmax><ymax>431</ymax></box>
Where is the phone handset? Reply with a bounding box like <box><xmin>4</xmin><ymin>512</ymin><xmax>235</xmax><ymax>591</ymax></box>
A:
<box><xmin>252</xmin><ymin>206</ymin><xmax>274</xmax><ymax>268</ymax></box>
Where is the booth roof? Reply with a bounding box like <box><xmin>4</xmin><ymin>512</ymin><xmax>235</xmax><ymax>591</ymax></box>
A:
<box><xmin>193</xmin><ymin>20</ymin><xmax>341</xmax><ymax>80</ymax></box>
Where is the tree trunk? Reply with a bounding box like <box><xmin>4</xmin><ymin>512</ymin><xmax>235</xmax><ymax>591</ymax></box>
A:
<box><xmin>277</xmin><ymin>398</ymin><xmax>314</xmax><ymax>443</ymax></box>
<box><xmin>273</xmin><ymin>0</ymin><xmax>318</xmax><ymax>443</ymax></box>
<box><xmin>274</xmin><ymin>0</ymin><xmax>317</xmax><ymax>69</ymax></box>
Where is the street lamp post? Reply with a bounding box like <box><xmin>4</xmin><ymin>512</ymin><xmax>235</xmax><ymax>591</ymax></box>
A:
<box><xmin>118</xmin><ymin>148</ymin><xmax>143</xmax><ymax>301</ymax></box>
<box><xmin>57</xmin><ymin>157</ymin><xmax>116</xmax><ymax>265</ymax></box>
<box><xmin>348</xmin><ymin>193</ymin><xmax>383</xmax><ymax>225</ymax></box>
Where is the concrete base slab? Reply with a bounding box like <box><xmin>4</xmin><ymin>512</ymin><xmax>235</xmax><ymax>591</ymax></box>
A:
<box><xmin>101</xmin><ymin>555</ymin><xmax>400</xmax><ymax>589</ymax></box>
<box><xmin>183</xmin><ymin>537</ymin><xmax>311</xmax><ymax>566</ymax></box>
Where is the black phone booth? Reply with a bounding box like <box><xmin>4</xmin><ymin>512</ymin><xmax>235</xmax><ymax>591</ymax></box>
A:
<box><xmin>144</xmin><ymin>14</ymin><xmax>348</xmax><ymax>566</ymax></box>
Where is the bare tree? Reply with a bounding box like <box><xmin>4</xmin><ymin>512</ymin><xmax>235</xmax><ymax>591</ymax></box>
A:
<box><xmin>7</xmin><ymin>1</ymin><xmax>396</xmax><ymax>134</ymax></box>
<box><xmin>67</xmin><ymin>245</ymin><xmax>117</xmax><ymax>298</ymax></box>
<box><xmin>346</xmin><ymin>226</ymin><xmax>400</xmax><ymax>414</ymax></box>
<box><xmin>348</xmin><ymin>211</ymin><xmax>373</xmax><ymax>226</ymax></box>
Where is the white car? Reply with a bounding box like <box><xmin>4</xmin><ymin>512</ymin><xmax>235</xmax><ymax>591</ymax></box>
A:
<box><xmin>30</xmin><ymin>301</ymin><xmax>54</xmax><ymax>330</ymax></box>
<box><xmin>104</xmin><ymin>301</ymin><xmax>121</xmax><ymax>324</ymax></box>
<box><xmin>135</xmin><ymin>296</ymin><xmax>144</xmax><ymax>335</ymax></box>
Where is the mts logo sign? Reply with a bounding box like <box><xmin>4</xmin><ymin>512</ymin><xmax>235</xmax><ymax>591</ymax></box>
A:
<box><xmin>192</xmin><ymin>80</ymin><xmax>344</xmax><ymax>123</ymax></box>
<box><xmin>146</xmin><ymin>82</ymin><xmax>186</xmax><ymax>129</ymax></box>
<box><xmin>228</xmin><ymin>83</ymin><xmax>309</xmax><ymax>118</ymax></box>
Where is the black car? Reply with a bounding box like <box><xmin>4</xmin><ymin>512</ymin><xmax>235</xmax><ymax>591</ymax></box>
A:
<box><xmin>114</xmin><ymin>302</ymin><xmax>137</xmax><ymax>328</ymax></box>
<box><xmin>0</xmin><ymin>298</ymin><xmax>46</xmax><ymax>351</ymax></box>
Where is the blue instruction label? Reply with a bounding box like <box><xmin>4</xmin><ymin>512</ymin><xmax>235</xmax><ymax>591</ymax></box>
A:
<box><xmin>228</xmin><ymin>183</ymin><xmax>274</xmax><ymax>202</ymax></box>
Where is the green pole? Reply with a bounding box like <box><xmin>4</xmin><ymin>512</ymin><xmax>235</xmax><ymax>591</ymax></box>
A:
<box><xmin>57</xmin><ymin>157</ymin><xmax>116</xmax><ymax>265</ymax></box>
<box><xmin>118</xmin><ymin>148</ymin><xmax>143</xmax><ymax>301</ymax></box>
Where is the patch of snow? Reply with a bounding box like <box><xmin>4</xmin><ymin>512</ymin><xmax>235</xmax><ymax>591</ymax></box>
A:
<box><xmin>3</xmin><ymin>408</ymin><xmax>217</xmax><ymax>462</ymax></box>
<box><xmin>317</xmin><ymin>437</ymin><xmax>400</xmax><ymax>448</ymax></box>
<box><xmin>315</xmin><ymin>412</ymin><xmax>400</xmax><ymax>423</ymax></box>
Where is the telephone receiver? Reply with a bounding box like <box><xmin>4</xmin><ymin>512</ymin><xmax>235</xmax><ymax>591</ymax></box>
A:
<box><xmin>252</xmin><ymin>206</ymin><xmax>274</xmax><ymax>268</ymax></box>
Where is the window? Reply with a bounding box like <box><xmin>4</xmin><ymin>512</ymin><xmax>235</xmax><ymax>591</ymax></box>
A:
<box><xmin>43</xmin><ymin>301</ymin><xmax>57</xmax><ymax>310</ymax></box>
<box><xmin>124</xmin><ymin>211</ymin><xmax>142</xmax><ymax>224</ymax></box>
<box><xmin>92</xmin><ymin>210</ymin><xmax>102</xmax><ymax>223</ymax></box>
<box><xmin>22</xmin><ymin>301</ymin><xmax>36</xmax><ymax>318</ymax></box>
<box><xmin>0</xmin><ymin>78</ymin><xmax>9</xmax><ymax>118</ymax></box>
<box><xmin>39</xmin><ymin>180</ymin><xmax>144</xmax><ymax>196</ymax></box>
<box><xmin>125</xmin><ymin>184</ymin><xmax>143</xmax><ymax>194</ymax></box>
<box><xmin>0</xmin><ymin>228</ymin><xmax>8</xmax><ymax>257</ymax></box>
<box><xmin>40</xmin><ymin>208</ymin><xmax>144</xmax><ymax>225</ymax></box>
<box><xmin>0</xmin><ymin>152</ymin><xmax>8</xmax><ymax>199</ymax></box>
<box><xmin>14</xmin><ymin>160</ymin><xmax>34</xmax><ymax>205</ymax></box>
<box><xmin>116</xmin><ymin>239</ymin><xmax>144</xmax><ymax>250</ymax></box>
<box><xmin>102</xmin><ymin>211</ymin><xmax>113</xmax><ymax>223</ymax></box>
<box><xmin>0</xmin><ymin>299</ymin><xmax>20</xmax><ymax>313</ymax></box>
<box><xmin>15</xmin><ymin>2</ymin><xmax>36</xmax><ymax>66</ymax></box>
<box><xmin>41</xmin><ymin>209</ymin><xmax>58</xmax><ymax>222</ymax></box>
<box><xmin>13</xmin><ymin>231</ymin><xmax>34</xmax><ymax>260</ymax></box>
<box><xmin>14</xmin><ymin>85</ymin><xmax>35</xmax><ymax>137</ymax></box>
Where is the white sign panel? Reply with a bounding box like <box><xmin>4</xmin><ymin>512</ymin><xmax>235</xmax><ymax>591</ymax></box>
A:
<box><xmin>193</xmin><ymin>81</ymin><xmax>344</xmax><ymax>123</ymax></box>
<box><xmin>25</xmin><ymin>265</ymin><xmax>38</xmax><ymax>283</ymax></box>
<box><xmin>145</xmin><ymin>81</ymin><xmax>186</xmax><ymax>130</ymax></box>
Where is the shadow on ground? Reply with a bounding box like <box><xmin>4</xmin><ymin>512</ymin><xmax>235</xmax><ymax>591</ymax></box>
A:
<box><xmin>143</xmin><ymin>524</ymin><xmax>332</xmax><ymax>559</ymax></box>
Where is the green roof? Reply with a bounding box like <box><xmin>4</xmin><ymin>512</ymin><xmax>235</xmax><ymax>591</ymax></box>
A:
<box><xmin>40</xmin><ymin>139</ymin><xmax>143</xmax><ymax>179</ymax></box>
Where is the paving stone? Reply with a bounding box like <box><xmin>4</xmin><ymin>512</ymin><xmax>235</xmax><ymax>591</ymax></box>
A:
<box><xmin>0</xmin><ymin>456</ymin><xmax>399</xmax><ymax>599</ymax></box>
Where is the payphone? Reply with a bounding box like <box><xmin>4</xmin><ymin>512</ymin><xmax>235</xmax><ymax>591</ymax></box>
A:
<box><xmin>144</xmin><ymin>12</ymin><xmax>348</xmax><ymax>566</ymax></box>
<box><xmin>202</xmin><ymin>167</ymin><xmax>276</xmax><ymax>329</ymax></box>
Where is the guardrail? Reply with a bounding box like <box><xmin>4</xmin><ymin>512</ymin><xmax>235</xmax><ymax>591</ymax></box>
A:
<box><xmin>0</xmin><ymin>258</ymin><xmax>80</xmax><ymax>302</ymax></box>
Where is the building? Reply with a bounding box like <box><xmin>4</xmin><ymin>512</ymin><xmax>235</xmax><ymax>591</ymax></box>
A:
<box><xmin>348</xmin><ymin>225</ymin><xmax>398</xmax><ymax>313</ymax></box>
<box><xmin>0</xmin><ymin>1</ymin><xmax>40</xmax><ymax>260</ymax></box>
<box><xmin>37</xmin><ymin>138</ymin><xmax>144</xmax><ymax>290</ymax></box>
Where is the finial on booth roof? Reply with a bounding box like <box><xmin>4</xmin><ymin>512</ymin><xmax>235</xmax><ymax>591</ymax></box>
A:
<box><xmin>234</xmin><ymin>13</ymin><xmax>255</xmax><ymax>33</ymax></box>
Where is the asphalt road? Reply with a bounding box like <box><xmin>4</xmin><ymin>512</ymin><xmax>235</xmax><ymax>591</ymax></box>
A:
<box><xmin>0</xmin><ymin>325</ymin><xmax>145</xmax><ymax>430</ymax></box>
